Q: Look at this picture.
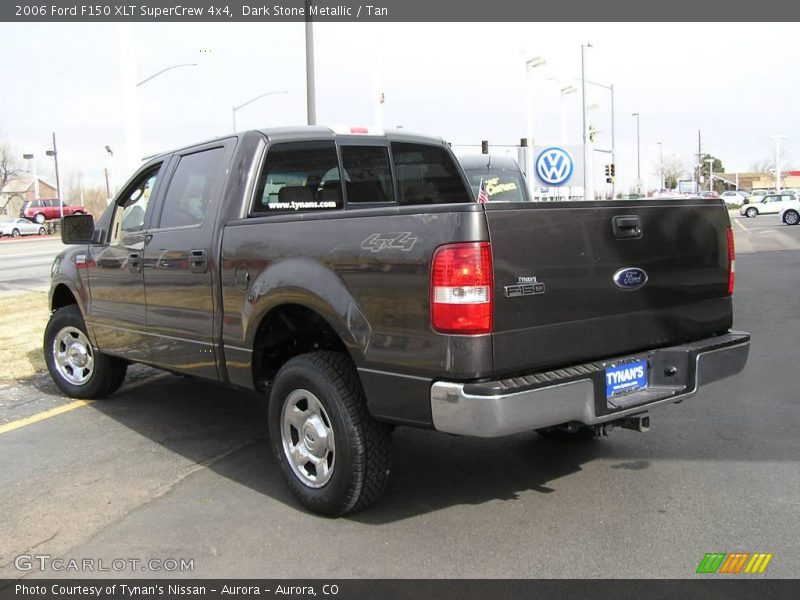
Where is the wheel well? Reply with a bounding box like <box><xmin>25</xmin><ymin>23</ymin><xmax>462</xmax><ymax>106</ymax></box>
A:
<box><xmin>51</xmin><ymin>284</ymin><xmax>78</xmax><ymax>311</ymax></box>
<box><xmin>252</xmin><ymin>304</ymin><xmax>348</xmax><ymax>389</ymax></box>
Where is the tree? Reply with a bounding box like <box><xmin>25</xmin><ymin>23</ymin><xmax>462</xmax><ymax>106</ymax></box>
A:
<box><xmin>697</xmin><ymin>154</ymin><xmax>724</xmax><ymax>192</ymax></box>
<box><xmin>0</xmin><ymin>142</ymin><xmax>24</xmax><ymax>192</ymax></box>
<box><xmin>656</xmin><ymin>156</ymin><xmax>690</xmax><ymax>190</ymax></box>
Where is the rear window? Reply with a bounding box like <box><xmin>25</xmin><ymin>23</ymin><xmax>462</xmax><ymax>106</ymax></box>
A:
<box><xmin>391</xmin><ymin>143</ymin><xmax>471</xmax><ymax>206</ymax></box>
<box><xmin>341</xmin><ymin>146</ymin><xmax>393</xmax><ymax>204</ymax></box>
<box><xmin>253</xmin><ymin>141</ymin><xmax>342</xmax><ymax>214</ymax></box>
<box><xmin>466</xmin><ymin>171</ymin><xmax>526</xmax><ymax>202</ymax></box>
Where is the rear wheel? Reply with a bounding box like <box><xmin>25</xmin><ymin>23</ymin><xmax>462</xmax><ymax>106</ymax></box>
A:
<box><xmin>268</xmin><ymin>351</ymin><xmax>392</xmax><ymax>516</ymax></box>
<box><xmin>34</xmin><ymin>213</ymin><xmax>46</xmax><ymax>224</ymax></box>
<box><xmin>783</xmin><ymin>210</ymin><xmax>799</xmax><ymax>226</ymax></box>
<box><xmin>43</xmin><ymin>305</ymin><xmax>127</xmax><ymax>398</ymax></box>
<box><xmin>745</xmin><ymin>207</ymin><xmax>758</xmax><ymax>218</ymax></box>
<box><xmin>11</xmin><ymin>229</ymin><xmax>20</xmax><ymax>238</ymax></box>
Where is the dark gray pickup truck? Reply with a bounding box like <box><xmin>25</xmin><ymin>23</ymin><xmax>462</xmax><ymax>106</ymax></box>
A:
<box><xmin>45</xmin><ymin>127</ymin><xmax>750</xmax><ymax>515</ymax></box>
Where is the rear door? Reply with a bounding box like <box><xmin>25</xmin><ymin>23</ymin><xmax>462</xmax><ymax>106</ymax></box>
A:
<box><xmin>484</xmin><ymin>200</ymin><xmax>733</xmax><ymax>375</ymax></box>
<box><xmin>142</xmin><ymin>140</ymin><xmax>235</xmax><ymax>380</ymax></box>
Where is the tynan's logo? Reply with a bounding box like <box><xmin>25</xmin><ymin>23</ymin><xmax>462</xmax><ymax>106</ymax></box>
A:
<box><xmin>696</xmin><ymin>552</ymin><xmax>773</xmax><ymax>574</ymax></box>
<box><xmin>505</xmin><ymin>276</ymin><xmax>546</xmax><ymax>298</ymax></box>
<box><xmin>535</xmin><ymin>147</ymin><xmax>574</xmax><ymax>186</ymax></box>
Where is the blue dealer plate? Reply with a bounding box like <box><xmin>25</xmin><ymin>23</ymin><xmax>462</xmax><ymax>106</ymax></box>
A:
<box><xmin>605</xmin><ymin>359</ymin><xmax>648</xmax><ymax>398</ymax></box>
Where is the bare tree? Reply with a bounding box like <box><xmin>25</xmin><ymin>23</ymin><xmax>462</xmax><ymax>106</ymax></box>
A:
<box><xmin>0</xmin><ymin>142</ymin><xmax>24</xmax><ymax>191</ymax></box>
<box><xmin>655</xmin><ymin>156</ymin><xmax>690</xmax><ymax>190</ymax></box>
<box><xmin>750</xmin><ymin>145</ymin><xmax>791</xmax><ymax>173</ymax></box>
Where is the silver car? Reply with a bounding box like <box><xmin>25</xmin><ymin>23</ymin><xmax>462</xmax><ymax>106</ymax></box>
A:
<box><xmin>0</xmin><ymin>218</ymin><xmax>47</xmax><ymax>237</ymax></box>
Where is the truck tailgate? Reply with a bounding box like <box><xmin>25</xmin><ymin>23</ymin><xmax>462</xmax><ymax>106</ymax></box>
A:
<box><xmin>485</xmin><ymin>199</ymin><xmax>733</xmax><ymax>376</ymax></box>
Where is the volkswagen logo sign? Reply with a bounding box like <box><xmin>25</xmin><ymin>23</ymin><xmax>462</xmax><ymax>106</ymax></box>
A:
<box><xmin>535</xmin><ymin>146</ymin><xmax>574</xmax><ymax>186</ymax></box>
<box><xmin>613</xmin><ymin>267</ymin><xmax>648</xmax><ymax>291</ymax></box>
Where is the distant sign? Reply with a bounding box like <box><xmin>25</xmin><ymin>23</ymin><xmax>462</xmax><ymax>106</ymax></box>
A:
<box><xmin>535</xmin><ymin>147</ymin><xmax>574</xmax><ymax>186</ymax></box>
<box><xmin>677</xmin><ymin>180</ymin><xmax>698</xmax><ymax>194</ymax></box>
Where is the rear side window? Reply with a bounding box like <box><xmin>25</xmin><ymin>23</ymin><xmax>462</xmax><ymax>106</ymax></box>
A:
<box><xmin>341</xmin><ymin>146</ymin><xmax>393</xmax><ymax>204</ymax></box>
<box><xmin>391</xmin><ymin>143</ymin><xmax>471</xmax><ymax>206</ymax></box>
<box><xmin>253</xmin><ymin>141</ymin><xmax>342</xmax><ymax>213</ymax></box>
<box><xmin>159</xmin><ymin>147</ymin><xmax>226</xmax><ymax>228</ymax></box>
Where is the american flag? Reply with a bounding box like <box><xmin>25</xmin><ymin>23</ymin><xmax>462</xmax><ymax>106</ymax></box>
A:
<box><xmin>477</xmin><ymin>178</ymin><xmax>489</xmax><ymax>204</ymax></box>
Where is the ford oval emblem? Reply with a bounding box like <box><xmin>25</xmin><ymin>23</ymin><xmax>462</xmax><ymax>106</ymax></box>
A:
<box><xmin>613</xmin><ymin>267</ymin><xmax>648</xmax><ymax>291</ymax></box>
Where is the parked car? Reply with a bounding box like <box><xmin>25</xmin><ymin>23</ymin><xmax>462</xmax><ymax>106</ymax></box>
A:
<box><xmin>720</xmin><ymin>190</ymin><xmax>749</xmax><ymax>205</ymax></box>
<box><xmin>21</xmin><ymin>199</ymin><xmax>86</xmax><ymax>223</ymax></box>
<box><xmin>0</xmin><ymin>218</ymin><xmax>47</xmax><ymax>237</ymax></box>
<box><xmin>699</xmin><ymin>190</ymin><xmax>720</xmax><ymax>199</ymax></box>
<box><xmin>748</xmin><ymin>189</ymin><xmax>771</xmax><ymax>202</ymax></box>
<box><xmin>46</xmin><ymin>127</ymin><xmax>749</xmax><ymax>516</ymax></box>
<box><xmin>740</xmin><ymin>192</ymin><xmax>798</xmax><ymax>218</ymax></box>
<box><xmin>458</xmin><ymin>155</ymin><xmax>530</xmax><ymax>202</ymax></box>
<box><xmin>778</xmin><ymin>202</ymin><xmax>800</xmax><ymax>226</ymax></box>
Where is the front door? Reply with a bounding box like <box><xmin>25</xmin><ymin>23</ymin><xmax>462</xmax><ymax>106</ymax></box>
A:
<box><xmin>142</xmin><ymin>142</ymin><xmax>233</xmax><ymax>380</ymax></box>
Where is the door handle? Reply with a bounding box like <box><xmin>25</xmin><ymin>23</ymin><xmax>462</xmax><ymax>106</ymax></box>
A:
<box><xmin>612</xmin><ymin>215</ymin><xmax>643</xmax><ymax>240</ymax></box>
<box><xmin>190</xmin><ymin>249</ymin><xmax>208</xmax><ymax>274</ymax></box>
<box><xmin>128</xmin><ymin>251</ymin><xmax>142</xmax><ymax>273</ymax></box>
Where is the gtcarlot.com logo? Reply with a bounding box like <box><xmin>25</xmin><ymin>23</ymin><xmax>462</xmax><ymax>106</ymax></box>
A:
<box><xmin>696</xmin><ymin>552</ymin><xmax>773</xmax><ymax>574</ymax></box>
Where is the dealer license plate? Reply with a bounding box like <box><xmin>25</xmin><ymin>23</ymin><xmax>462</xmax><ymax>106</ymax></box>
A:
<box><xmin>605</xmin><ymin>359</ymin><xmax>648</xmax><ymax>399</ymax></box>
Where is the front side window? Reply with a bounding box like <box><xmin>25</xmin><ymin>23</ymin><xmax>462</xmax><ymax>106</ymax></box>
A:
<box><xmin>120</xmin><ymin>172</ymin><xmax>158</xmax><ymax>233</ymax></box>
<box><xmin>391</xmin><ymin>143</ymin><xmax>471</xmax><ymax>206</ymax></box>
<box><xmin>253</xmin><ymin>142</ymin><xmax>342</xmax><ymax>213</ymax></box>
<box><xmin>340</xmin><ymin>145</ymin><xmax>393</xmax><ymax>204</ymax></box>
<box><xmin>159</xmin><ymin>147</ymin><xmax>226</xmax><ymax>228</ymax></box>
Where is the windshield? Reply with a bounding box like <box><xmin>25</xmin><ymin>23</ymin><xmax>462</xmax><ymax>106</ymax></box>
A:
<box><xmin>466</xmin><ymin>171</ymin><xmax>527</xmax><ymax>202</ymax></box>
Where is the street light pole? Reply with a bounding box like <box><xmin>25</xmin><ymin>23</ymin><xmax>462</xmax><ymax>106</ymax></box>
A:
<box><xmin>706</xmin><ymin>158</ymin><xmax>715</xmax><ymax>193</ymax></box>
<box><xmin>581</xmin><ymin>43</ymin><xmax>591</xmax><ymax>199</ymax></box>
<box><xmin>770</xmin><ymin>134</ymin><xmax>788</xmax><ymax>192</ymax></box>
<box><xmin>559</xmin><ymin>84</ymin><xmax>577</xmax><ymax>145</ymax></box>
<box><xmin>136</xmin><ymin>63</ymin><xmax>197</xmax><ymax>87</ymax></box>
<box><xmin>657</xmin><ymin>141</ymin><xmax>663</xmax><ymax>190</ymax></box>
<box><xmin>232</xmin><ymin>90</ymin><xmax>289</xmax><ymax>132</ymax></box>
<box><xmin>524</xmin><ymin>56</ymin><xmax>546</xmax><ymax>196</ymax></box>
<box><xmin>22</xmin><ymin>153</ymin><xmax>40</xmax><ymax>200</ymax></box>
<box><xmin>305</xmin><ymin>1</ymin><xmax>316</xmax><ymax>126</ymax></box>
<box><xmin>45</xmin><ymin>132</ymin><xmax>62</xmax><ymax>219</ymax></box>
<box><xmin>632</xmin><ymin>113</ymin><xmax>640</xmax><ymax>193</ymax></box>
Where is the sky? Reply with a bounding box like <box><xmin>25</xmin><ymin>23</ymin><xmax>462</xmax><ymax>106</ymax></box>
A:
<box><xmin>1</xmin><ymin>21</ymin><xmax>798</xmax><ymax>195</ymax></box>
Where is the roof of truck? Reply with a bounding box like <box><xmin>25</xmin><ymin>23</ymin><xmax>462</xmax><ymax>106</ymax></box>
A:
<box><xmin>457</xmin><ymin>154</ymin><xmax>522</xmax><ymax>172</ymax></box>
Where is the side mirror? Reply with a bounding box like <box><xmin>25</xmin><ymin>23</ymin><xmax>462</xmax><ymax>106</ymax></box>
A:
<box><xmin>61</xmin><ymin>214</ymin><xmax>95</xmax><ymax>244</ymax></box>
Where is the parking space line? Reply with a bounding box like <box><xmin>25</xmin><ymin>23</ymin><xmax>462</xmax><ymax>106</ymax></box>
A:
<box><xmin>0</xmin><ymin>399</ymin><xmax>94</xmax><ymax>435</ymax></box>
<box><xmin>733</xmin><ymin>218</ymin><xmax>747</xmax><ymax>232</ymax></box>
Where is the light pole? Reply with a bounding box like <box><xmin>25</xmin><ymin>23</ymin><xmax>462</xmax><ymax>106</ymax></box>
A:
<box><xmin>104</xmin><ymin>146</ymin><xmax>113</xmax><ymax>201</ymax></box>
<box><xmin>576</xmin><ymin>78</ymin><xmax>615</xmax><ymax>198</ymax></box>
<box><xmin>631</xmin><ymin>113</ymin><xmax>640</xmax><ymax>193</ymax></box>
<box><xmin>770</xmin><ymin>134</ymin><xmax>788</xmax><ymax>191</ymax></box>
<box><xmin>45</xmin><ymin>133</ymin><xmax>62</xmax><ymax>219</ymax></box>
<box><xmin>559</xmin><ymin>84</ymin><xmax>577</xmax><ymax>145</ymax></box>
<box><xmin>136</xmin><ymin>63</ymin><xmax>197</xmax><ymax>88</ymax></box>
<box><xmin>657</xmin><ymin>141</ymin><xmax>663</xmax><ymax>190</ymax></box>
<box><xmin>580</xmin><ymin>43</ymin><xmax>592</xmax><ymax>199</ymax></box>
<box><xmin>232</xmin><ymin>90</ymin><xmax>289</xmax><ymax>132</ymax></box>
<box><xmin>706</xmin><ymin>158</ymin><xmax>715</xmax><ymax>192</ymax></box>
<box><xmin>22</xmin><ymin>153</ymin><xmax>40</xmax><ymax>200</ymax></box>
<box><xmin>524</xmin><ymin>55</ymin><xmax>546</xmax><ymax>194</ymax></box>
<box><xmin>305</xmin><ymin>0</ymin><xmax>316</xmax><ymax>125</ymax></box>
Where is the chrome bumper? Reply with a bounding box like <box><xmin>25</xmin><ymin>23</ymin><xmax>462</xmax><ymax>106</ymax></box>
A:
<box><xmin>430</xmin><ymin>332</ymin><xmax>750</xmax><ymax>437</ymax></box>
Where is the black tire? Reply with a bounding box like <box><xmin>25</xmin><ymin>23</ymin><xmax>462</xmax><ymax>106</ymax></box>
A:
<box><xmin>783</xmin><ymin>210</ymin><xmax>799</xmax><ymax>226</ymax></box>
<box><xmin>745</xmin><ymin>207</ymin><xmax>758</xmax><ymax>218</ymax></box>
<box><xmin>38</xmin><ymin>227</ymin><xmax>46</xmax><ymax>236</ymax></box>
<box><xmin>11</xmin><ymin>229</ymin><xmax>19</xmax><ymax>238</ymax></box>
<box><xmin>43</xmin><ymin>305</ymin><xmax>128</xmax><ymax>399</ymax></box>
<box><xmin>34</xmin><ymin>213</ymin><xmax>46</xmax><ymax>224</ymax></box>
<box><xmin>536</xmin><ymin>426</ymin><xmax>598</xmax><ymax>442</ymax></box>
<box><xmin>268</xmin><ymin>351</ymin><xmax>392</xmax><ymax>516</ymax></box>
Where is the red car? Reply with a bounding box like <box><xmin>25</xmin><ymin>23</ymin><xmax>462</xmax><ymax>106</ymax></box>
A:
<box><xmin>20</xmin><ymin>199</ymin><xmax>86</xmax><ymax>223</ymax></box>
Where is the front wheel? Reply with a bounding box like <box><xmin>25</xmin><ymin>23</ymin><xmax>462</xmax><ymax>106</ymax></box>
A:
<box><xmin>745</xmin><ymin>207</ymin><xmax>758</xmax><ymax>218</ymax></box>
<box><xmin>783</xmin><ymin>210</ymin><xmax>800</xmax><ymax>226</ymax></box>
<box><xmin>268</xmin><ymin>351</ymin><xmax>392</xmax><ymax>516</ymax></box>
<box><xmin>38</xmin><ymin>227</ymin><xmax>46</xmax><ymax>236</ymax></box>
<box><xmin>34</xmin><ymin>213</ymin><xmax>46</xmax><ymax>224</ymax></box>
<box><xmin>43</xmin><ymin>305</ymin><xmax>127</xmax><ymax>398</ymax></box>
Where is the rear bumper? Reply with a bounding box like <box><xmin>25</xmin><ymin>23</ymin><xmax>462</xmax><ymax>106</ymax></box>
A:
<box><xmin>430</xmin><ymin>331</ymin><xmax>750</xmax><ymax>437</ymax></box>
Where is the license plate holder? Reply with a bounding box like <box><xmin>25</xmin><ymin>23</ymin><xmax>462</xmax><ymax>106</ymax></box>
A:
<box><xmin>605</xmin><ymin>359</ymin><xmax>648</xmax><ymax>400</ymax></box>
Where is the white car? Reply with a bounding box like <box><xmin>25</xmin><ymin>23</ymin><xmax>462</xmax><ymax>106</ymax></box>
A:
<box><xmin>720</xmin><ymin>190</ymin><xmax>749</xmax><ymax>205</ymax></box>
<box><xmin>740</xmin><ymin>192</ymin><xmax>798</xmax><ymax>218</ymax></box>
<box><xmin>0</xmin><ymin>218</ymin><xmax>47</xmax><ymax>237</ymax></box>
<box><xmin>778</xmin><ymin>202</ymin><xmax>800</xmax><ymax>226</ymax></box>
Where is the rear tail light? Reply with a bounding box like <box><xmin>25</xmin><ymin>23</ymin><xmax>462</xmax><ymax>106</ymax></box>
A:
<box><xmin>727</xmin><ymin>226</ymin><xmax>736</xmax><ymax>295</ymax></box>
<box><xmin>431</xmin><ymin>242</ymin><xmax>493</xmax><ymax>334</ymax></box>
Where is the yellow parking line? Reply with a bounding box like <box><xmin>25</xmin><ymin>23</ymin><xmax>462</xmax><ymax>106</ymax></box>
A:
<box><xmin>0</xmin><ymin>400</ymin><xmax>94</xmax><ymax>435</ymax></box>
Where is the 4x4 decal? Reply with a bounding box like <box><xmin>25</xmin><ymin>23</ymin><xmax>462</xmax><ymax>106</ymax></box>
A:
<box><xmin>361</xmin><ymin>232</ymin><xmax>418</xmax><ymax>253</ymax></box>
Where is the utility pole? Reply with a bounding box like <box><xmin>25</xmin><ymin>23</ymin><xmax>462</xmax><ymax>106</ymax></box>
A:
<box><xmin>770</xmin><ymin>134</ymin><xmax>788</xmax><ymax>192</ymax></box>
<box><xmin>305</xmin><ymin>1</ymin><xmax>316</xmax><ymax>126</ymax></box>
<box><xmin>580</xmin><ymin>43</ymin><xmax>592</xmax><ymax>200</ymax></box>
<box><xmin>46</xmin><ymin>132</ymin><xmax>63</xmax><ymax>219</ymax></box>
<box><xmin>631</xmin><ymin>112</ymin><xmax>640</xmax><ymax>193</ymax></box>
<box><xmin>695</xmin><ymin>130</ymin><xmax>702</xmax><ymax>193</ymax></box>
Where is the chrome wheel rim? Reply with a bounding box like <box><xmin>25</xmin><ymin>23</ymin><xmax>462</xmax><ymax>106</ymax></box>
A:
<box><xmin>52</xmin><ymin>326</ymin><xmax>94</xmax><ymax>386</ymax></box>
<box><xmin>786</xmin><ymin>212</ymin><xmax>799</xmax><ymax>225</ymax></box>
<box><xmin>281</xmin><ymin>388</ymin><xmax>335</xmax><ymax>488</ymax></box>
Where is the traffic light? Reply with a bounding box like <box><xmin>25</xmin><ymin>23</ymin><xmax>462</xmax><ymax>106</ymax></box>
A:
<box><xmin>605</xmin><ymin>165</ymin><xmax>611</xmax><ymax>177</ymax></box>
<box><xmin>481</xmin><ymin>140</ymin><xmax>489</xmax><ymax>154</ymax></box>
<box><xmin>588</xmin><ymin>125</ymin><xmax>597</xmax><ymax>143</ymax></box>
<box><xmin>610</xmin><ymin>163</ymin><xmax>615</xmax><ymax>177</ymax></box>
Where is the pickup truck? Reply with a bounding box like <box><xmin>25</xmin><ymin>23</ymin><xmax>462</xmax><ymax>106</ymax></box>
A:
<box><xmin>45</xmin><ymin>127</ymin><xmax>750</xmax><ymax>516</ymax></box>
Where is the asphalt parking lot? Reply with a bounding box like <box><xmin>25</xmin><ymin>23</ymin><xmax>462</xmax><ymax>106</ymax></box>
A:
<box><xmin>0</xmin><ymin>213</ymin><xmax>798</xmax><ymax>579</ymax></box>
